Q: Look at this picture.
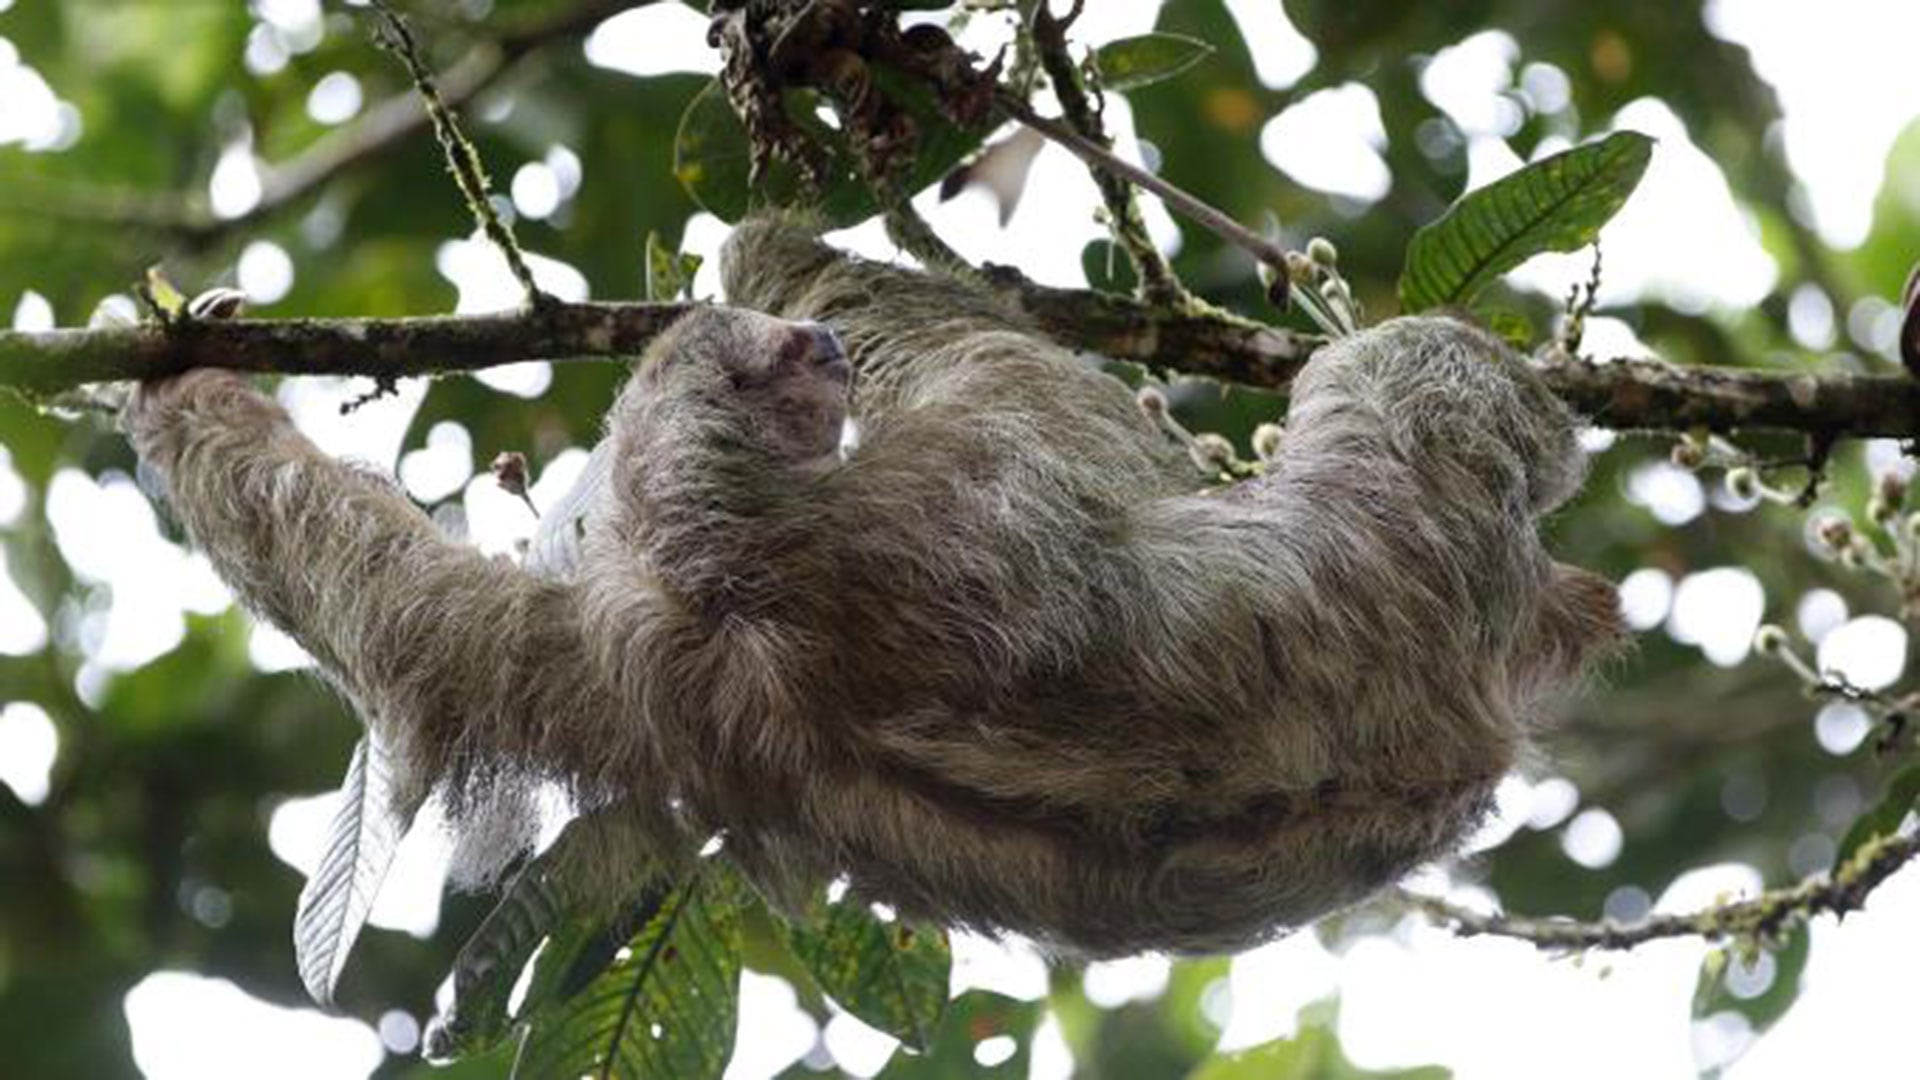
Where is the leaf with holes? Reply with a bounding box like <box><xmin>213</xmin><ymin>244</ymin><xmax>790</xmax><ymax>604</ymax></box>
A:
<box><xmin>781</xmin><ymin>892</ymin><xmax>950</xmax><ymax>1050</ymax></box>
<box><xmin>1690</xmin><ymin>926</ymin><xmax>1809</xmax><ymax>1044</ymax></box>
<box><xmin>294</xmin><ymin>735</ymin><xmax>420</xmax><ymax>1008</ymax></box>
<box><xmin>1398</xmin><ymin>131</ymin><xmax>1653</xmax><ymax>312</ymax></box>
<box><xmin>1834</xmin><ymin>763</ymin><xmax>1920</xmax><ymax>869</ymax></box>
<box><xmin>878</xmin><ymin>991</ymin><xmax>1040</xmax><ymax>1079</ymax></box>
<box><xmin>513</xmin><ymin>870</ymin><xmax>743</xmax><ymax>1080</ymax></box>
<box><xmin>1092</xmin><ymin>33</ymin><xmax>1215</xmax><ymax>93</ymax></box>
<box><xmin>644</xmin><ymin>231</ymin><xmax>703</xmax><ymax>302</ymax></box>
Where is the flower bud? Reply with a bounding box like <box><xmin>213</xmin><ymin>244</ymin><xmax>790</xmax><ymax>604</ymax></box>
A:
<box><xmin>1753</xmin><ymin>624</ymin><xmax>1788</xmax><ymax>656</ymax></box>
<box><xmin>1725</xmin><ymin>467</ymin><xmax>1758</xmax><ymax>501</ymax></box>
<box><xmin>1307</xmin><ymin>237</ymin><xmax>1339</xmax><ymax>268</ymax></box>
<box><xmin>1877</xmin><ymin>470</ymin><xmax>1909</xmax><ymax>510</ymax></box>
<box><xmin>1251</xmin><ymin>423</ymin><xmax>1284</xmax><ymax>461</ymax></box>
<box><xmin>1670</xmin><ymin>440</ymin><xmax>1706</xmax><ymax>469</ymax></box>
<box><xmin>1812</xmin><ymin>513</ymin><xmax>1854</xmax><ymax>552</ymax></box>
<box><xmin>1193</xmin><ymin>433</ymin><xmax>1235</xmax><ymax>469</ymax></box>
<box><xmin>1135</xmin><ymin>386</ymin><xmax>1168</xmax><ymax>418</ymax></box>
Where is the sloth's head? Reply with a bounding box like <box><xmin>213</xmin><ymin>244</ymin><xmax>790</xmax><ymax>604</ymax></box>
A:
<box><xmin>639</xmin><ymin>306</ymin><xmax>854</xmax><ymax>465</ymax></box>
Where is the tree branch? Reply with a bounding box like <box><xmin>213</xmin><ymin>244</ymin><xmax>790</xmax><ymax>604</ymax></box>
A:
<box><xmin>0</xmin><ymin>0</ymin><xmax>641</xmax><ymax>244</ymax></box>
<box><xmin>7</xmin><ymin>293</ymin><xmax>1920</xmax><ymax>440</ymax></box>
<box><xmin>1404</xmin><ymin>830</ymin><xmax>1920</xmax><ymax>951</ymax></box>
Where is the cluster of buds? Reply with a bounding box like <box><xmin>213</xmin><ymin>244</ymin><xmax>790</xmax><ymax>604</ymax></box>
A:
<box><xmin>1135</xmin><ymin>385</ymin><xmax>1265</xmax><ymax>480</ymax></box>
<box><xmin>1260</xmin><ymin>236</ymin><xmax>1359</xmax><ymax>338</ymax></box>
<box><xmin>1801</xmin><ymin>465</ymin><xmax>1920</xmax><ymax>623</ymax></box>
<box><xmin>1669</xmin><ymin>429</ymin><xmax>1804</xmax><ymax>507</ymax></box>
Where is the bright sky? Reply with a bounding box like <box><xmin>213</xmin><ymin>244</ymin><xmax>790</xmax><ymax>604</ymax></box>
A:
<box><xmin>4</xmin><ymin>1</ymin><xmax>1920</xmax><ymax>1077</ymax></box>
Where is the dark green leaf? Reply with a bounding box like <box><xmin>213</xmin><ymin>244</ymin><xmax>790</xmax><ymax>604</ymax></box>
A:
<box><xmin>1093</xmin><ymin>33</ymin><xmax>1216</xmax><ymax>93</ymax></box>
<box><xmin>1833</xmin><ymin>764</ymin><xmax>1920</xmax><ymax>869</ymax></box>
<box><xmin>1690</xmin><ymin>927</ymin><xmax>1809</xmax><ymax>1045</ymax></box>
<box><xmin>879</xmin><ymin>991</ymin><xmax>1040</xmax><ymax>1080</ymax></box>
<box><xmin>1398</xmin><ymin>131</ymin><xmax>1654</xmax><ymax>312</ymax></box>
<box><xmin>781</xmin><ymin>893</ymin><xmax>950</xmax><ymax>1050</ymax></box>
<box><xmin>514</xmin><ymin>870</ymin><xmax>743</xmax><ymax>1080</ymax></box>
<box><xmin>644</xmin><ymin>231</ymin><xmax>703</xmax><ymax>302</ymax></box>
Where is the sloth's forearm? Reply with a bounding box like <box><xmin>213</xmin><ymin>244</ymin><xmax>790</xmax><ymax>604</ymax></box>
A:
<box><xmin>137</xmin><ymin>391</ymin><xmax>605</xmax><ymax>784</ymax></box>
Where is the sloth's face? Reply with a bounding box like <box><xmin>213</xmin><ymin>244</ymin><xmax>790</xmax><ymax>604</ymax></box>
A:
<box><xmin>652</xmin><ymin>307</ymin><xmax>854</xmax><ymax>465</ymax></box>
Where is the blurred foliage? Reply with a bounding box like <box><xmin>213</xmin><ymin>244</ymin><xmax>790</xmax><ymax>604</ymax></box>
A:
<box><xmin>1</xmin><ymin>1</ymin><xmax>1917</xmax><ymax>1077</ymax></box>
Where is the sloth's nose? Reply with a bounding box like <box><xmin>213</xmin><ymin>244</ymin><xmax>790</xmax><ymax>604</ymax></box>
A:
<box><xmin>792</xmin><ymin>321</ymin><xmax>850</xmax><ymax>380</ymax></box>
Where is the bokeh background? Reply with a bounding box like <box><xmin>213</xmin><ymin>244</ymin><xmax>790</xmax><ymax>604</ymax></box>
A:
<box><xmin>2</xmin><ymin>1</ymin><xmax>1919</xmax><ymax>1077</ymax></box>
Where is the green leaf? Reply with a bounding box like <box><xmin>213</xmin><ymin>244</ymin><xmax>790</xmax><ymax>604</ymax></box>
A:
<box><xmin>879</xmin><ymin>991</ymin><xmax>1040</xmax><ymax>1079</ymax></box>
<box><xmin>1398</xmin><ymin>131</ymin><xmax>1654</xmax><ymax>312</ymax></box>
<box><xmin>1092</xmin><ymin>33</ymin><xmax>1216</xmax><ymax>93</ymax></box>
<box><xmin>780</xmin><ymin>892</ymin><xmax>951</xmax><ymax>1050</ymax></box>
<box><xmin>644</xmin><ymin>231</ymin><xmax>703</xmax><ymax>302</ymax></box>
<box><xmin>425</xmin><ymin>809</ymin><xmax>666</xmax><ymax>1062</ymax></box>
<box><xmin>1189</xmin><ymin>1018</ymin><xmax>1448</xmax><ymax>1079</ymax></box>
<box><xmin>514</xmin><ymin>870</ymin><xmax>744</xmax><ymax>1080</ymax></box>
<box><xmin>1833</xmin><ymin>764</ymin><xmax>1920</xmax><ymax>869</ymax></box>
<box><xmin>1690</xmin><ymin>927</ymin><xmax>1810</xmax><ymax>1048</ymax></box>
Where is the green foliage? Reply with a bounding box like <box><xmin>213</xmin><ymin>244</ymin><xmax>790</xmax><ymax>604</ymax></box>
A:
<box><xmin>1092</xmin><ymin>33</ymin><xmax>1216</xmax><ymax>93</ymax></box>
<box><xmin>778</xmin><ymin>892</ymin><xmax>951</xmax><ymax>1050</ymax></box>
<box><xmin>1691</xmin><ymin>926</ymin><xmax>1809</xmax><ymax>1075</ymax></box>
<box><xmin>1398</xmin><ymin>132</ymin><xmax>1653</xmax><ymax>312</ymax></box>
<box><xmin>1189</xmin><ymin>1003</ymin><xmax>1449</xmax><ymax>1080</ymax></box>
<box><xmin>1833</xmin><ymin>764</ymin><xmax>1920</xmax><ymax>868</ymax></box>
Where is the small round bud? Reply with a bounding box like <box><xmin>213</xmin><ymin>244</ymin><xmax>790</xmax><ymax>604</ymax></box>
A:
<box><xmin>1251</xmin><ymin>422</ymin><xmax>1284</xmax><ymax>461</ymax></box>
<box><xmin>1135</xmin><ymin>386</ymin><xmax>1168</xmax><ymax>418</ymax></box>
<box><xmin>1907</xmin><ymin>511</ymin><xmax>1920</xmax><ymax>540</ymax></box>
<box><xmin>1725</xmin><ymin>467</ymin><xmax>1759</xmax><ymax>501</ymax></box>
<box><xmin>1812</xmin><ymin>513</ymin><xmax>1854</xmax><ymax>552</ymax></box>
<box><xmin>1193</xmin><ymin>432</ymin><xmax>1235</xmax><ymax>469</ymax></box>
<box><xmin>1306</xmin><ymin>237</ymin><xmax>1339</xmax><ymax>268</ymax></box>
<box><xmin>187</xmin><ymin>287</ymin><xmax>248</xmax><ymax>321</ymax></box>
<box><xmin>1753</xmin><ymin>624</ymin><xmax>1789</xmax><ymax>656</ymax></box>
<box><xmin>1670</xmin><ymin>440</ymin><xmax>1706</xmax><ymax>469</ymax></box>
<box><xmin>1869</xmin><ymin>496</ymin><xmax>1896</xmax><ymax>525</ymax></box>
<box><xmin>1285</xmin><ymin>250</ymin><xmax>1315</xmax><ymax>285</ymax></box>
<box><xmin>491</xmin><ymin>451</ymin><xmax>531</xmax><ymax>498</ymax></box>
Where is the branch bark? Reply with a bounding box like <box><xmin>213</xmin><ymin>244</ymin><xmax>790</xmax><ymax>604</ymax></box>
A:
<box><xmin>6</xmin><ymin>293</ymin><xmax>1919</xmax><ymax>440</ymax></box>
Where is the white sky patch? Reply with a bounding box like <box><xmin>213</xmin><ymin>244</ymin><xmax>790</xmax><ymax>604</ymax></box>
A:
<box><xmin>12</xmin><ymin>289</ymin><xmax>53</xmax><ymax>331</ymax></box>
<box><xmin>237</xmin><ymin>239</ymin><xmax>295</xmax><ymax>306</ymax></box>
<box><xmin>723</xmin><ymin>973</ymin><xmax>817</xmax><ymax>1080</ymax></box>
<box><xmin>1507</xmin><ymin>100</ymin><xmax>1777</xmax><ymax>314</ymax></box>
<box><xmin>125</xmin><ymin>971</ymin><xmax>382</xmax><ymax>1080</ymax></box>
<box><xmin>463</xmin><ymin>471</ymin><xmax>540</xmax><ymax>558</ymax></box>
<box><xmin>511</xmin><ymin>160</ymin><xmax>563</xmax><ymax>220</ymax></box>
<box><xmin>1617</xmin><ymin>567</ymin><xmax>1675</xmax><ymax>631</ymax></box>
<box><xmin>1216</xmin><ymin>930</ymin><xmax>1339</xmax><ymax>1052</ymax></box>
<box><xmin>436</xmin><ymin>232</ymin><xmax>591</xmax><ymax>312</ymax></box>
<box><xmin>1815</xmin><ymin>615</ymin><xmax>1907</xmax><ymax>690</ymax></box>
<box><xmin>1561</xmin><ymin>807</ymin><xmax>1624</xmax><ymax>868</ymax></box>
<box><xmin>209</xmin><ymin>137</ymin><xmax>264</xmax><ymax>220</ymax></box>
<box><xmin>823</xmin><ymin>1008</ymin><xmax>898</xmax><ymax>1077</ymax></box>
<box><xmin>1525</xmin><ymin>776</ymin><xmax>1581</xmax><ymax>831</ymax></box>
<box><xmin>528</xmin><ymin>447</ymin><xmax>592</xmax><ymax>516</ymax></box>
<box><xmin>1261</xmin><ymin>83</ymin><xmax>1392</xmax><ymax>203</ymax></box>
<box><xmin>0</xmin><ymin>701</ymin><xmax>57</xmax><ymax>805</ymax></box>
<box><xmin>948</xmin><ymin>930</ymin><xmax>1049</xmax><ymax>1001</ymax></box>
<box><xmin>399</xmin><ymin>421</ymin><xmax>475</xmax><ymax>504</ymax></box>
<box><xmin>1794</xmin><ymin>588</ymin><xmax>1848</xmax><ymax>645</ymax></box>
<box><xmin>1813</xmin><ymin>702</ymin><xmax>1871</xmax><ymax>757</ymax></box>
<box><xmin>0</xmin><ymin>41</ymin><xmax>79</xmax><ymax>152</ymax></box>
<box><xmin>1082</xmin><ymin>954</ymin><xmax>1171</xmax><ymax>1009</ymax></box>
<box><xmin>247</xmin><ymin>619</ymin><xmax>315</xmax><ymax>673</ymax></box>
<box><xmin>584</xmin><ymin>2</ymin><xmax>722</xmax><ymax>78</ymax></box>
<box><xmin>44</xmin><ymin>470</ymin><xmax>236</xmax><ymax>670</ymax></box>
<box><xmin>1624</xmin><ymin>460</ymin><xmax>1705</xmax><ymax>526</ymax></box>
<box><xmin>1708</xmin><ymin>0</ymin><xmax>1920</xmax><ymax>249</ymax></box>
<box><xmin>276</xmin><ymin>376</ymin><xmax>428</xmax><ymax>470</ymax></box>
<box><xmin>1419</xmin><ymin>31</ymin><xmax>1522</xmax><ymax>138</ymax></box>
<box><xmin>1221</xmin><ymin>0</ymin><xmax>1316</xmax><ymax>89</ymax></box>
<box><xmin>305</xmin><ymin>71</ymin><xmax>362</xmax><ymax>126</ymax></box>
<box><xmin>1666</xmin><ymin>566</ymin><xmax>1766</xmax><ymax>667</ymax></box>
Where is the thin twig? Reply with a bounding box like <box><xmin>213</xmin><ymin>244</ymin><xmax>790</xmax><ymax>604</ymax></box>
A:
<box><xmin>1403</xmin><ymin>830</ymin><xmax>1920</xmax><ymax>951</ymax></box>
<box><xmin>994</xmin><ymin>91</ymin><xmax>1290</xmax><ymax>274</ymax></box>
<box><xmin>370</xmin><ymin>2</ymin><xmax>546</xmax><ymax>306</ymax></box>
<box><xmin>1030</xmin><ymin>0</ymin><xmax>1187</xmax><ymax>305</ymax></box>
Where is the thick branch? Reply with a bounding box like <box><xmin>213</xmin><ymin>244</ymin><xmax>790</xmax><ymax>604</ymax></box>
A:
<box><xmin>5</xmin><ymin>295</ymin><xmax>1920</xmax><ymax>439</ymax></box>
<box><xmin>0</xmin><ymin>303</ymin><xmax>689</xmax><ymax>393</ymax></box>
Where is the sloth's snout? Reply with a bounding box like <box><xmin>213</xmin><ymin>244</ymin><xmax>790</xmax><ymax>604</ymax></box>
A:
<box><xmin>792</xmin><ymin>321</ymin><xmax>851</xmax><ymax>382</ymax></box>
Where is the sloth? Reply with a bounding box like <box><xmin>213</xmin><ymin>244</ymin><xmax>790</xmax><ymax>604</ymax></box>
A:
<box><xmin>123</xmin><ymin>216</ymin><xmax>1621</xmax><ymax>956</ymax></box>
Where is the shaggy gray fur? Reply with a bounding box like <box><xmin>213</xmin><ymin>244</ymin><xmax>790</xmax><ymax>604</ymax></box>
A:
<box><xmin>124</xmin><ymin>216</ymin><xmax>1621</xmax><ymax>956</ymax></box>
